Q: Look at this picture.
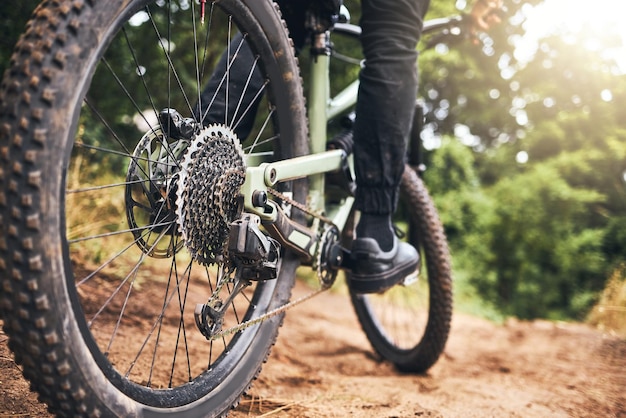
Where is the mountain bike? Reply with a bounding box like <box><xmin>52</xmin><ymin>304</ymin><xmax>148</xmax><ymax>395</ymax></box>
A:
<box><xmin>0</xmin><ymin>0</ymin><xmax>457</xmax><ymax>416</ymax></box>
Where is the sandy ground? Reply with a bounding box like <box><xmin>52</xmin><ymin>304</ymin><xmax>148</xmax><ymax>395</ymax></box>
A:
<box><xmin>1</xmin><ymin>280</ymin><xmax>624</xmax><ymax>417</ymax></box>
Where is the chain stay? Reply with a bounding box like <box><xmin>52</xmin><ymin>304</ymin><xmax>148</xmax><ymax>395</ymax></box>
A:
<box><xmin>267</xmin><ymin>187</ymin><xmax>336</xmax><ymax>225</ymax></box>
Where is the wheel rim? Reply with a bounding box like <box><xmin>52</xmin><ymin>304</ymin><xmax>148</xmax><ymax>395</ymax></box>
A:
<box><xmin>63</xmin><ymin>0</ymin><xmax>296</xmax><ymax>406</ymax></box>
<box><xmin>354</xmin><ymin>270</ymin><xmax>431</xmax><ymax>351</ymax></box>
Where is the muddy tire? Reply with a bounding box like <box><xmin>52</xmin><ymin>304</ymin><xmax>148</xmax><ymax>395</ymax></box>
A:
<box><xmin>350</xmin><ymin>166</ymin><xmax>453</xmax><ymax>373</ymax></box>
<box><xmin>0</xmin><ymin>0</ymin><xmax>307</xmax><ymax>416</ymax></box>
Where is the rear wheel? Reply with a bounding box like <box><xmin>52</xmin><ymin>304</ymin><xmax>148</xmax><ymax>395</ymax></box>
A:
<box><xmin>326</xmin><ymin>24</ymin><xmax>452</xmax><ymax>372</ymax></box>
<box><xmin>0</xmin><ymin>0</ymin><xmax>307</xmax><ymax>416</ymax></box>
<box><xmin>350</xmin><ymin>167</ymin><xmax>453</xmax><ymax>373</ymax></box>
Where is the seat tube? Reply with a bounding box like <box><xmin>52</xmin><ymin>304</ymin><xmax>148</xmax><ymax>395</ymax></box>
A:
<box><xmin>307</xmin><ymin>31</ymin><xmax>332</xmax><ymax>214</ymax></box>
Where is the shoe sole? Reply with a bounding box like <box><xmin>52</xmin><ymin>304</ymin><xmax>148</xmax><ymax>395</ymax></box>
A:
<box><xmin>349</xmin><ymin>259</ymin><xmax>419</xmax><ymax>294</ymax></box>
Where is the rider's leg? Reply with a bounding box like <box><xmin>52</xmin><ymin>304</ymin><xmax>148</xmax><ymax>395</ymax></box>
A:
<box><xmin>193</xmin><ymin>31</ymin><xmax>264</xmax><ymax>139</ymax></box>
<box><xmin>194</xmin><ymin>0</ymin><xmax>310</xmax><ymax>136</ymax></box>
<box><xmin>350</xmin><ymin>0</ymin><xmax>430</xmax><ymax>293</ymax></box>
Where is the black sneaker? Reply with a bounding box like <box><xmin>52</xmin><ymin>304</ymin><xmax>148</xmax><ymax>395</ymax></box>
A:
<box><xmin>349</xmin><ymin>236</ymin><xmax>420</xmax><ymax>294</ymax></box>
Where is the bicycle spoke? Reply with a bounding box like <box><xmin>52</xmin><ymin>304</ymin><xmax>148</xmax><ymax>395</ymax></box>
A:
<box><xmin>81</xmin><ymin>98</ymin><xmax>183</xmax><ymax>196</ymax></box>
<box><xmin>121</xmin><ymin>26</ymin><xmax>161</xmax><ymax>133</ymax></box>
<box><xmin>232</xmin><ymin>76</ymin><xmax>267</xmax><ymax>132</ymax></box>
<box><xmin>198</xmin><ymin>26</ymin><xmax>248</xmax><ymax>126</ymax></box>
<box><xmin>75</xmin><ymin>239</ymin><xmax>144</xmax><ymax>287</ymax></box>
<box><xmin>242</xmin><ymin>133</ymin><xmax>278</xmax><ymax>153</ymax></box>
<box><xmin>67</xmin><ymin>178</ymin><xmax>146</xmax><ymax>194</ymax></box>
<box><xmin>86</xmin><ymin>227</ymin><xmax>172</xmax><ymax>325</ymax></box>
<box><xmin>82</xmin><ymin>95</ymin><xmax>185</xmax><ymax>217</ymax></box>
<box><xmin>167</xmin><ymin>257</ymin><xmax>193</xmax><ymax>387</ymax></box>
<box><xmin>245</xmin><ymin>107</ymin><xmax>275</xmax><ymax>155</ymax></box>
<box><xmin>83</xmin><ymin>97</ymin><xmax>135</xmax><ymax>156</ymax></box>
<box><xmin>199</xmin><ymin>3</ymin><xmax>217</xmax><ymax>85</ymax></box>
<box><xmin>146</xmin><ymin>7</ymin><xmax>195</xmax><ymax>118</ymax></box>
<box><xmin>106</xmin><ymin>263</ymin><xmax>140</xmax><ymax>356</ymax></box>
<box><xmin>124</xmin><ymin>263</ymin><xmax>192</xmax><ymax>379</ymax></box>
<box><xmin>150</xmin><ymin>256</ymin><xmax>193</xmax><ymax>387</ymax></box>
<box><xmin>191</xmin><ymin>0</ymin><xmax>203</xmax><ymax>125</ymax></box>
<box><xmin>100</xmin><ymin>57</ymin><xmax>161</xmax><ymax>136</ymax></box>
<box><xmin>68</xmin><ymin>221</ymin><xmax>176</xmax><ymax>244</ymax></box>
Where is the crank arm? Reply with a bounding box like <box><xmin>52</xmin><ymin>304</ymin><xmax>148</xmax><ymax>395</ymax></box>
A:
<box><xmin>263</xmin><ymin>195</ymin><xmax>356</xmax><ymax>267</ymax></box>
<box><xmin>251</xmin><ymin>194</ymin><xmax>355</xmax><ymax>265</ymax></box>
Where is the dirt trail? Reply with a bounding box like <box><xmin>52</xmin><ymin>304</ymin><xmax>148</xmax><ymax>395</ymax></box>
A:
<box><xmin>1</xmin><ymin>280</ymin><xmax>624</xmax><ymax>417</ymax></box>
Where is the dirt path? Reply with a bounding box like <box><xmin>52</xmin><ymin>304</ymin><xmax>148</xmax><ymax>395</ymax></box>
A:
<box><xmin>1</xmin><ymin>280</ymin><xmax>624</xmax><ymax>417</ymax></box>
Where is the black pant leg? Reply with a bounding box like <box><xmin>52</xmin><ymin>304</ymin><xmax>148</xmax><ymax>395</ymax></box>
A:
<box><xmin>353</xmin><ymin>0</ymin><xmax>430</xmax><ymax>214</ymax></box>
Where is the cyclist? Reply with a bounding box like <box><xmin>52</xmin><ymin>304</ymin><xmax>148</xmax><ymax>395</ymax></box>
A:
<box><xmin>196</xmin><ymin>0</ymin><xmax>502</xmax><ymax>293</ymax></box>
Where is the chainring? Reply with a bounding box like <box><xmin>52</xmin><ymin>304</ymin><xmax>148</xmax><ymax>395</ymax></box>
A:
<box><xmin>175</xmin><ymin>124</ymin><xmax>246</xmax><ymax>264</ymax></box>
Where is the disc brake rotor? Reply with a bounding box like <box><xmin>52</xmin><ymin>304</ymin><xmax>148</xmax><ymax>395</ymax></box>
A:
<box><xmin>125</xmin><ymin>127</ymin><xmax>187</xmax><ymax>257</ymax></box>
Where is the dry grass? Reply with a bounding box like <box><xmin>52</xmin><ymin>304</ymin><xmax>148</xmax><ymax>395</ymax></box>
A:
<box><xmin>587</xmin><ymin>265</ymin><xmax>626</xmax><ymax>337</ymax></box>
<box><xmin>236</xmin><ymin>394</ymin><xmax>322</xmax><ymax>417</ymax></box>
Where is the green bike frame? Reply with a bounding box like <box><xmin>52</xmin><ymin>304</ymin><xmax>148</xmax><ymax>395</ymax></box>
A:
<box><xmin>240</xmin><ymin>25</ymin><xmax>361</xmax><ymax>261</ymax></box>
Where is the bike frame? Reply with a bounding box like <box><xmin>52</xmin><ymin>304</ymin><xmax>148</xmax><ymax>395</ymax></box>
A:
<box><xmin>239</xmin><ymin>13</ymin><xmax>462</xmax><ymax>264</ymax></box>
<box><xmin>239</xmin><ymin>23</ymin><xmax>361</xmax><ymax>262</ymax></box>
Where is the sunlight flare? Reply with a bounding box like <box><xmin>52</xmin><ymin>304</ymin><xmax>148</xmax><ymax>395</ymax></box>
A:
<box><xmin>514</xmin><ymin>0</ymin><xmax>626</xmax><ymax>74</ymax></box>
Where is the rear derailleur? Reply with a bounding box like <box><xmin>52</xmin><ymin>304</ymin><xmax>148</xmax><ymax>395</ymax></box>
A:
<box><xmin>194</xmin><ymin>214</ymin><xmax>280</xmax><ymax>339</ymax></box>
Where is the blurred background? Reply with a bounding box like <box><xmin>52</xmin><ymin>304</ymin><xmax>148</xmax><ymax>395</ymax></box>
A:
<box><xmin>2</xmin><ymin>0</ymin><xmax>624</xmax><ymax>333</ymax></box>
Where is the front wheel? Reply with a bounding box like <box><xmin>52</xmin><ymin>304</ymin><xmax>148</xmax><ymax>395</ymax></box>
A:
<box><xmin>350</xmin><ymin>165</ymin><xmax>453</xmax><ymax>373</ymax></box>
<box><xmin>0</xmin><ymin>0</ymin><xmax>307</xmax><ymax>416</ymax></box>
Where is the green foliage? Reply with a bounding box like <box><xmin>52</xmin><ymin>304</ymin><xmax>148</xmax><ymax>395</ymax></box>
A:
<box><xmin>421</xmin><ymin>134</ymin><xmax>608</xmax><ymax>320</ymax></box>
<box><xmin>0</xmin><ymin>0</ymin><xmax>40</xmax><ymax>76</ymax></box>
<box><xmin>472</xmin><ymin>164</ymin><xmax>606</xmax><ymax>319</ymax></box>
<box><xmin>423</xmin><ymin>136</ymin><xmax>490</xmax><ymax>245</ymax></box>
<box><xmin>3</xmin><ymin>0</ymin><xmax>626</xmax><ymax>323</ymax></box>
<box><xmin>416</xmin><ymin>0</ymin><xmax>626</xmax><ymax>321</ymax></box>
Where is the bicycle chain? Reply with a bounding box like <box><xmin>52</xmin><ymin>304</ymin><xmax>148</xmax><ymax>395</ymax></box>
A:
<box><xmin>267</xmin><ymin>187</ymin><xmax>340</xmax><ymax>284</ymax></box>
<box><xmin>207</xmin><ymin>187</ymin><xmax>337</xmax><ymax>341</ymax></box>
<box><xmin>175</xmin><ymin>124</ymin><xmax>338</xmax><ymax>340</ymax></box>
<box><xmin>267</xmin><ymin>187</ymin><xmax>335</xmax><ymax>226</ymax></box>
<box><xmin>208</xmin><ymin>286</ymin><xmax>328</xmax><ymax>340</ymax></box>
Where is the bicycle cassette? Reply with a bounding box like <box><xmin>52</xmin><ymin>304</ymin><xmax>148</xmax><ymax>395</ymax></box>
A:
<box><xmin>175</xmin><ymin>124</ymin><xmax>246</xmax><ymax>264</ymax></box>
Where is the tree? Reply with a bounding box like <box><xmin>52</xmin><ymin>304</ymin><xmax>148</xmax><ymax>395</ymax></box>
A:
<box><xmin>419</xmin><ymin>0</ymin><xmax>626</xmax><ymax>319</ymax></box>
<box><xmin>3</xmin><ymin>0</ymin><xmax>625</xmax><ymax>320</ymax></box>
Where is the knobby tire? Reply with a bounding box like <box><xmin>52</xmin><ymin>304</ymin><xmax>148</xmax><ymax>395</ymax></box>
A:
<box><xmin>0</xmin><ymin>0</ymin><xmax>307</xmax><ymax>416</ymax></box>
